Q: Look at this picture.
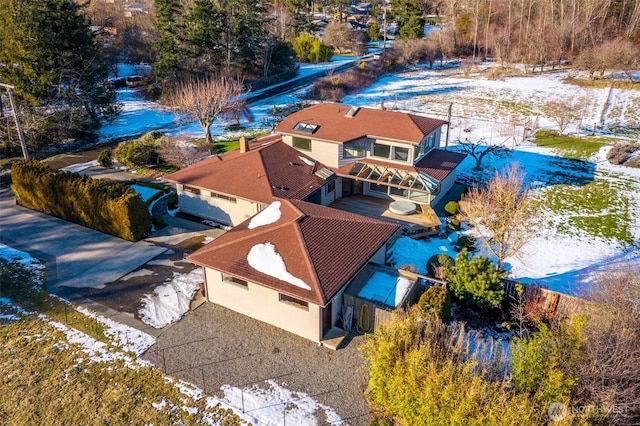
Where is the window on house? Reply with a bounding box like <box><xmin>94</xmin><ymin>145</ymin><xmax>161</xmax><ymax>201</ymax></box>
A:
<box><xmin>210</xmin><ymin>192</ymin><xmax>237</xmax><ymax>203</ymax></box>
<box><xmin>428</xmin><ymin>133</ymin><xmax>436</xmax><ymax>148</ymax></box>
<box><xmin>373</xmin><ymin>143</ymin><xmax>391</xmax><ymax>159</ymax></box>
<box><xmin>343</xmin><ymin>140</ymin><xmax>366</xmax><ymax>158</ymax></box>
<box><xmin>369</xmin><ymin>182</ymin><xmax>387</xmax><ymax>193</ymax></box>
<box><xmin>326</xmin><ymin>179</ymin><xmax>335</xmax><ymax>194</ymax></box>
<box><xmin>293</xmin><ymin>122</ymin><xmax>319</xmax><ymax>133</ymax></box>
<box><xmin>292</xmin><ymin>137</ymin><xmax>312</xmax><ymax>151</ymax></box>
<box><xmin>279</xmin><ymin>293</ymin><xmax>309</xmax><ymax>310</ymax></box>
<box><xmin>393</xmin><ymin>146</ymin><xmax>410</xmax><ymax>162</ymax></box>
<box><xmin>222</xmin><ymin>273</ymin><xmax>248</xmax><ymax>289</ymax></box>
<box><xmin>183</xmin><ymin>186</ymin><xmax>200</xmax><ymax>194</ymax></box>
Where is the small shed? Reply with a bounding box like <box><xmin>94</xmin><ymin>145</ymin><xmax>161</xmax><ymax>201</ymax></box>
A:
<box><xmin>343</xmin><ymin>264</ymin><xmax>422</xmax><ymax>333</ymax></box>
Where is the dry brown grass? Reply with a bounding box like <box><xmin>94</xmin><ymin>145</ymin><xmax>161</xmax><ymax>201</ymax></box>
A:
<box><xmin>0</xmin><ymin>315</ymin><xmax>240</xmax><ymax>425</ymax></box>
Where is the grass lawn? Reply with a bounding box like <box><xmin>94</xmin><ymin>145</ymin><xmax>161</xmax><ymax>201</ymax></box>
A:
<box><xmin>532</xmin><ymin>130</ymin><xmax>608</xmax><ymax>160</ymax></box>
<box><xmin>530</xmin><ymin>131</ymin><xmax>637</xmax><ymax>245</ymax></box>
<box><xmin>0</xmin><ymin>256</ymin><xmax>240</xmax><ymax>425</ymax></box>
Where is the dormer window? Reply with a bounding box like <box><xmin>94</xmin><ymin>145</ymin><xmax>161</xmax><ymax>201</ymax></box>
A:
<box><xmin>293</xmin><ymin>122</ymin><xmax>319</xmax><ymax>133</ymax></box>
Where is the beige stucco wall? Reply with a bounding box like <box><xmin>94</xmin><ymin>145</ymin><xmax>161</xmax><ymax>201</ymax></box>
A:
<box><xmin>204</xmin><ymin>268</ymin><xmax>323</xmax><ymax>342</ymax></box>
<box><xmin>176</xmin><ymin>184</ymin><xmax>262</xmax><ymax>226</ymax></box>
<box><xmin>281</xmin><ymin>135</ymin><xmax>341</xmax><ymax>168</ymax></box>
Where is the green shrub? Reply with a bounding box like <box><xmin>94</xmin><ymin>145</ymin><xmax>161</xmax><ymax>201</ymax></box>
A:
<box><xmin>456</xmin><ymin>235</ymin><xmax>476</xmax><ymax>250</ymax></box>
<box><xmin>11</xmin><ymin>160</ymin><xmax>152</xmax><ymax>241</ymax></box>
<box><xmin>114</xmin><ymin>132</ymin><xmax>163</xmax><ymax>168</ymax></box>
<box><xmin>418</xmin><ymin>285</ymin><xmax>452</xmax><ymax>323</ymax></box>
<box><xmin>446</xmin><ymin>249</ymin><xmax>506</xmax><ymax>309</ymax></box>
<box><xmin>444</xmin><ymin>200</ymin><xmax>459</xmax><ymax>215</ymax></box>
<box><xmin>291</xmin><ymin>33</ymin><xmax>333</xmax><ymax>63</ymax></box>
<box><xmin>97</xmin><ymin>149</ymin><xmax>112</xmax><ymax>168</ymax></box>
<box><xmin>426</xmin><ymin>254</ymin><xmax>454</xmax><ymax>279</ymax></box>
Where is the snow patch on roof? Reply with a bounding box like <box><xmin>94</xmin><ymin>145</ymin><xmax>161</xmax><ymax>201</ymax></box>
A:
<box><xmin>248</xmin><ymin>201</ymin><xmax>282</xmax><ymax>230</ymax></box>
<box><xmin>247</xmin><ymin>243</ymin><xmax>311</xmax><ymax>290</ymax></box>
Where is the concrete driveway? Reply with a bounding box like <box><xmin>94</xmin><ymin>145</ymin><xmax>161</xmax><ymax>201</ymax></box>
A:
<box><xmin>0</xmin><ymin>184</ymin><xmax>168</xmax><ymax>329</ymax></box>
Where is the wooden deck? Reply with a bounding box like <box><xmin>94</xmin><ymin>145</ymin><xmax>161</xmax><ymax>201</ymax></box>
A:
<box><xmin>329</xmin><ymin>195</ymin><xmax>442</xmax><ymax>237</ymax></box>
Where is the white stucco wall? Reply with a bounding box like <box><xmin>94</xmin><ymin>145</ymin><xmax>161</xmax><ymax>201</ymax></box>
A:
<box><xmin>204</xmin><ymin>268</ymin><xmax>323</xmax><ymax>343</ymax></box>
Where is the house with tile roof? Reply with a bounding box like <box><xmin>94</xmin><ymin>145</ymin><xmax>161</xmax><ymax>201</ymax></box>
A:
<box><xmin>167</xmin><ymin>103</ymin><xmax>467</xmax><ymax>343</ymax></box>
<box><xmin>187</xmin><ymin>199</ymin><xmax>399</xmax><ymax>343</ymax></box>
<box><xmin>165</xmin><ymin>134</ymin><xmax>338</xmax><ymax>226</ymax></box>
<box><xmin>276</xmin><ymin>103</ymin><xmax>466</xmax><ymax>206</ymax></box>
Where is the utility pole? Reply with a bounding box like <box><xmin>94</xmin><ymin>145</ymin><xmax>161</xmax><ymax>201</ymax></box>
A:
<box><xmin>445</xmin><ymin>102</ymin><xmax>453</xmax><ymax>149</ymax></box>
<box><xmin>382</xmin><ymin>6</ymin><xmax>387</xmax><ymax>53</ymax></box>
<box><xmin>0</xmin><ymin>83</ymin><xmax>29</xmax><ymax>159</ymax></box>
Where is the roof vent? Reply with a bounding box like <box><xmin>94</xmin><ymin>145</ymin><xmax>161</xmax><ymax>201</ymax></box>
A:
<box><xmin>345</xmin><ymin>106</ymin><xmax>360</xmax><ymax>117</ymax></box>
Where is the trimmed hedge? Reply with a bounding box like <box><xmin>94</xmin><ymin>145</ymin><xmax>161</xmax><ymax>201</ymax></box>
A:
<box><xmin>11</xmin><ymin>160</ymin><xmax>152</xmax><ymax>241</ymax></box>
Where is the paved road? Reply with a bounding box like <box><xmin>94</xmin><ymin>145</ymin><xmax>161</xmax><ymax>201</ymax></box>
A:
<box><xmin>0</xmin><ymin>184</ymin><xmax>169</xmax><ymax>332</ymax></box>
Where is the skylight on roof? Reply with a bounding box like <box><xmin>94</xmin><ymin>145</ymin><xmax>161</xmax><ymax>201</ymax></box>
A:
<box><xmin>293</xmin><ymin>122</ymin><xmax>319</xmax><ymax>134</ymax></box>
<box><xmin>344</xmin><ymin>106</ymin><xmax>359</xmax><ymax>117</ymax></box>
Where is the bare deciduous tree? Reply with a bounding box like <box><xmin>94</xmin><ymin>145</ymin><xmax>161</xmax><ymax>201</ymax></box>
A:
<box><xmin>168</xmin><ymin>75</ymin><xmax>247</xmax><ymax>145</ymax></box>
<box><xmin>578</xmin><ymin>265</ymin><xmax>640</xmax><ymax>424</ymax></box>
<box><xmin>455</xmin><ymin>136</ymin><xmax>511</xmax><ymax>170</ymax></box>
<box><xmin>462</xmin><ymin>163</ymin><xmax>537</xmax><ymax>270</ymax></box>
<box><xmin>542</xmin><ymin>97</ymin><xmax>586</xmax><ymax>135</ymax></box>
<box><xmin>157</xmin><ymin>136</ymin><xmax>210</xmax><ymax>168</ymax></box>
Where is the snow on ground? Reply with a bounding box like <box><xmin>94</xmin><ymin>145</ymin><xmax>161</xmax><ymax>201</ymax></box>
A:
<box><xmin>75</xmin><ymin>305</ymin><xmax>155</xmax><ymax>356</ymax></box>
<box><xmin>220</xmin><ymin>379</ymin><xmax>343</xmax><ymax>426</ymax></box>
<box><xmin>131</xmin><ymin>183</ymin><xmax>161</xmax><ymax>202</ymax></box>
<box><xmin>138</xmin><ymin>268</ymin><xmax>204</xmax><ymax>328</ymax></box>
<box><xmin>248</xmin><ymin>201</ymin><xmax>281</xmax><ymax>229</ymax></box>
<box><xmin>61</xmin><ymin>160</ymin><xmax>99</xmax><ymax>173</ymax></box>
<box><xmin>1</xmin><ymin>244</ymin><xmax>342</xmax><ymax>424</ymax></box>
<box><xmin>0</xmin><ymin>242</ymin><xmax>46</xmax><ymax>273</ymax></box>
<box><xmin>247</xmin><ymin>242</ymin><xmax>312</xmax><ymax>290</ymax></box>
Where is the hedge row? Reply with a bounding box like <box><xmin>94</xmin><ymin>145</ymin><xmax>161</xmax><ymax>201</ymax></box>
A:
<box><xmin>11</xmin><ymin>160</ymin><xmax>152</xmax><ymax>242</ymax></box>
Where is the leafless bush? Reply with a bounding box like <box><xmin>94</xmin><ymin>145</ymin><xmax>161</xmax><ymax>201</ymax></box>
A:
<box><xmin>577</xmin><ymin>266</ymin><xmax>640</xmax><ymax>424</ymax></box>
<box><xmin>157</xmin><ymin>136</ymin><xmax>210</xmax><ymax>168</ymax></box>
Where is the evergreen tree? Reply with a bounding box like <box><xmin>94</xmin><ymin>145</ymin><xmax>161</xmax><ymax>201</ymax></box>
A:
<box><xmin>446</xmin><ymin>249</ymin><xmax>506</xmax><ymax>309</ymax></box>
<box><xmin>390</xmin><ymin>0</ymin><xmax>425</xmax><ymax>39</ymax></box>
<box><xmin>153</xmin><ymin>0</ymin><xmax>186</xmax><ymax>78</ymax></box>
<box><xmin>0</xmin><ymin>0</ymin><xmax>117</xmax><ymax>125</ymax></box>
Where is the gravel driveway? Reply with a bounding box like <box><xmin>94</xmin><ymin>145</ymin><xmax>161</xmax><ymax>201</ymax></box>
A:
<box><xmin>143</xmin><ymin>302</ymin><xmax>372</xmax><ymax>425</ymax></box>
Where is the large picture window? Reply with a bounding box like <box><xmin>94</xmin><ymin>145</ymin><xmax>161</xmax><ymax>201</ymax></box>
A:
<box><xmin>393</xmin><ymin>146</ymin><xmax>410</xmax><ymax>162</ymax></box>
<box><xmin>373</xmin><ymin>143</ymin><xmax>391</xmax><ymax>159</ymax></box>
<box><xmin>292</xmin><ymin>137</ymin><xmax>312</xmax><ymax>151</ymax></box>
<box><xmin>343</xmin><ymin>140</ymin><xmax>366</xmax><ymax>158</ymax></box>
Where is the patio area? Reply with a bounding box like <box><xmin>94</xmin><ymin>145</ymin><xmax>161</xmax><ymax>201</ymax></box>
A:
<box><xmin>329</xmin><ymin>195</ymin><xmax>442</xmax><ymax>237</ymax></box>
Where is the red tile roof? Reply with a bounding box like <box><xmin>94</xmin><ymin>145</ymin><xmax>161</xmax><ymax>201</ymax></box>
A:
<box><xmin>276</xmin><ymin>103</ymin><xmax>447</xmax><ymax>145</ymax></box>
<box><xmin>164</xmin><ymin>135</ymin><xmax>327</xmax><ymax>204</ymax></box>
<box><xmin>187</xmin><ymin>199</ymin><xmax>400</xmax><ymax>306</ymax></box>
<box><xmin>415</xmin><ymin>149</ymin><xmax>467</xmax><ymax>181</ymax></box>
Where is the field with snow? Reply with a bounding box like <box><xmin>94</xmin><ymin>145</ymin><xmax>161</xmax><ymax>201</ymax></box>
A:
<box><xmin>341</xmin><ymin>65</ymin><xmax>640</xmax><ymax>295</ymax></box>
<box><xmin>102</xmin><ymin>62</ymin><xmax>640</xmax><ymax>296</ymax></box>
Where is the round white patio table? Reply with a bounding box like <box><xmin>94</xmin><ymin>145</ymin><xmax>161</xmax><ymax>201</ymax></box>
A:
<box><xmin>389</xmin><ymin>200</ymin><xmax>417</xmax><ymax>215</ymax></box>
